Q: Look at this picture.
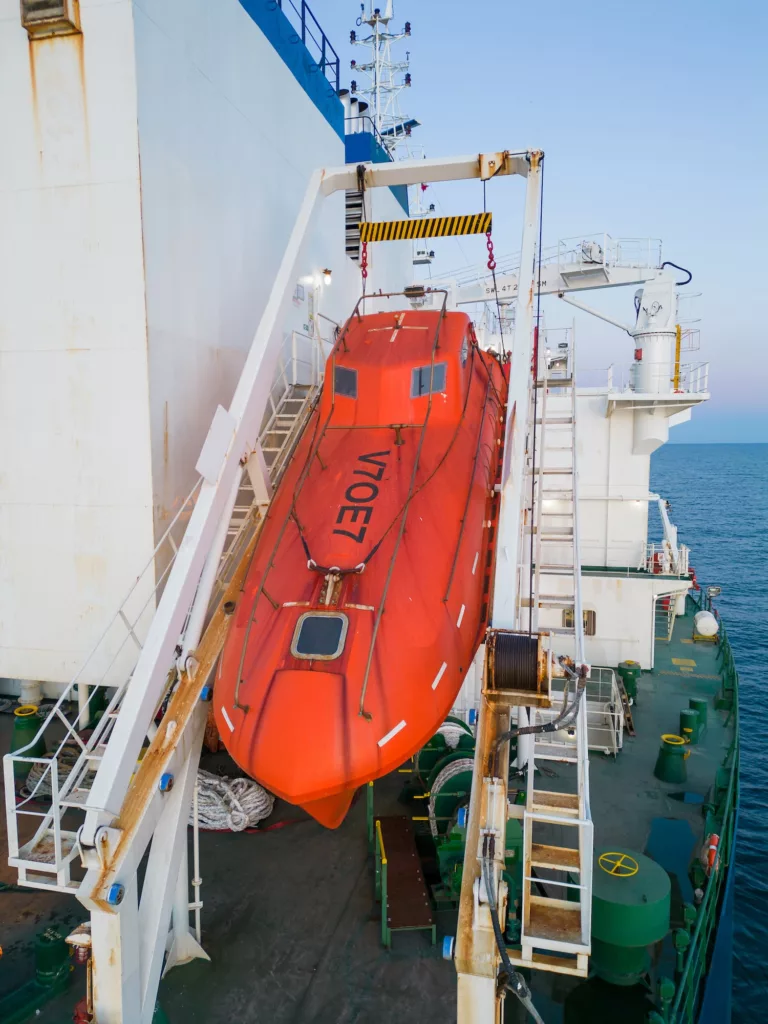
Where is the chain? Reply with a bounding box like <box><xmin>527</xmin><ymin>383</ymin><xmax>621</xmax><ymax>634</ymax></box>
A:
<box><xmin>486</xmin><ymin>229</ymin><xmax>496</xmax><ymax>271</ymax></box>
<box><xmin>360</xmin><ymin>240</ymin><xmax>368</xmax><ymax>279</ymax></box>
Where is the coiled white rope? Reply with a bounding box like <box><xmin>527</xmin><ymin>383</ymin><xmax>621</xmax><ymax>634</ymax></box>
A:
<box><xmin>428</xmin><ymin>757</ymin><xmax>474</xmax><ymax>838</ymax></box>
<box><xmin>414</xmin><ymin>719</ymin><xmax>473</xmax><ymax>782</ymax></box>
<box><xmin>192</xmin><ymin>769</ymin><xmax>275</xmax><ymax>831</ymax></box>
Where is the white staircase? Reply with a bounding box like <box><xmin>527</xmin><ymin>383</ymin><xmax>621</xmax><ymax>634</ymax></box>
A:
<box><xmin>512</xmin><ymin>334</ymin><xmax>594</xmax><ymax>977</ymax></box>
<box><xmin>3</xmin><ymin>331</ymin><xmax>326</xmax><ymax>894</ymax></box>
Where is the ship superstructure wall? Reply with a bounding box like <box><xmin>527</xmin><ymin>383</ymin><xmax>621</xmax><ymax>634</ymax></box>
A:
<box><xmin>576</xmin><ymin>391</ymin><xmax>652</xmax><ymax>569</ymax></box>
<box><xmin>0</xmin><ymin>0</ymin><xmax>409</xmax><ymax>689</ymax></box>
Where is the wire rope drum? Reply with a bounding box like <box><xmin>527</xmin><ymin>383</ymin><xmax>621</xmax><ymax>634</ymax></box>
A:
<box><xmin>485</xmin><ymin>630</ymin><xmax>548</xmax><ymax>706</ymax></box>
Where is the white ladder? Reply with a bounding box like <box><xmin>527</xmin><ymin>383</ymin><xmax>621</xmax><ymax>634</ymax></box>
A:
<box><xmin>512</xmin><ymin>334</ymin><xmax>593</xmax><ymax>977</ymax></box>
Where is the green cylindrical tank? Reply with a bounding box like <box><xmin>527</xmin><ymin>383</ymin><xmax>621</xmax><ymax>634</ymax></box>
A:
<box><xmin>35</xmin><ymin>928</ymin><xmax>70</xmax><ymax>987</ymax></box>
<box><xmin>689</xmin><ymin>697</ymin><xmax>708</xmax><ymax>731</ymax></box>
<box><xmin>618</xmin><ymin>660</ymin><xmax>642</xmax><ymax>701</ymax></box>
<box><xmin>654</xmin><ymin>734</ymin><xmax>688</xmax><ymax>783</ymax></box>
<box><xmin>679</xmin><ymin>708</ymin><xmax>700</xmax><ymax>745</ymax></box>
<box><xmin>591</xmin><ymin>847</ymin><xmax>670</xmax><ymax>985</ymax></box>
<box><xmin>11</xmin><ymin>705</ymin><xmax>45</xmax><ymax>779</ymax></box>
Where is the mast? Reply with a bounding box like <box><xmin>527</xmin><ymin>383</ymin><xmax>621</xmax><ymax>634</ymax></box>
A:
<box><xmin>350</xmin><ymin>2</ymin><xmax>435</xmax><ymax>265</ymax></box>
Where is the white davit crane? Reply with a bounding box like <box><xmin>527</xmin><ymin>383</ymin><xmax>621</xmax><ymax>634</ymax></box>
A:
<box><xmin>4</xmin><ymin>150</ymin><xmax>543</xmax><ymax>1024</ymax></box>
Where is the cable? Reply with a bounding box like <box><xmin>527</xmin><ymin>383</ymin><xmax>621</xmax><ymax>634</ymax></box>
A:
<box><xmin>528</xmin><ymin>158</ymin><xmax>545</xmax><ymax>635</ymax></box>
<box><xmin>660</xmin><ymin>261</ymin><xmax>692</xmax><ymax>286</ymax></box>
<box><xmin>192</xmin><ymin>769</ymin><xmax>274</xmax><ymax>831</ymax></box>
<box><xmin>481</xmin><ymin>837</ymin><xmax>545</xmax><ymax>1023</ymax></box>
<box><xmin>482</xmin><ymin>180</ymin><xmax>507</xmax><ymax>360</ymax></box>
<box><xmin>492</xmin><ymin>658</ymin><xmax>586</xmax><ymax>777</ymax></box>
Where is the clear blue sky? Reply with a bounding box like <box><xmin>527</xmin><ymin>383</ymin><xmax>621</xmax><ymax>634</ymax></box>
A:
<box><xmin>313</xmin><ymin>0</ymin><xmax>767</xmax><ymax>442</ymax></box>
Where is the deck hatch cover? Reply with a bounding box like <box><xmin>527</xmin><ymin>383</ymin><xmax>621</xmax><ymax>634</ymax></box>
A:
<box><xmin>334</xmin><ymin>366</ymin><xmax>358</xmax><ymax>398</ymax></box>
<box><xmin>411</xmin><ymin>362</ymin><xmax>447</xmax><ymax>398</ymax></box>
<box><xmin>291</xmin><ymin>613</ymin><xmax>349</xmax><ymax>660</ymax></box>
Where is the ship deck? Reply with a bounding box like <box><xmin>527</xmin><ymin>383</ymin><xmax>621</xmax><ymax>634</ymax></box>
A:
<box><xmin>0</xmin><ymin>598</ymin><xmax>735</xmax><ymax>1023</ymax></box>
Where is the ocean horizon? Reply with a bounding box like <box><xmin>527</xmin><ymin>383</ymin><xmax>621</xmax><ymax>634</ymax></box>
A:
<box><xmin>651</xmin><ymin>442</ymin><xmax>767</xmax><ymax>1019</ymax></box>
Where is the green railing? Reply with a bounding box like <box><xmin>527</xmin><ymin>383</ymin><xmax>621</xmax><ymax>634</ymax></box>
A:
<box><xmin>374</xmin><ymin>818</ymin><xmax>391</xmax><ymax>948</ymax></box>
<box><xmin>656</xmin><ymin>593</ymin><xmax>740</xmax><ymax>1023</ymax></box>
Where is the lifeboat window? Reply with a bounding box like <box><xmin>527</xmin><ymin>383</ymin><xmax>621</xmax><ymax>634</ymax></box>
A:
<box><xmin>411</xmin><ymin>361</ymin><xmax>447</xmax><ymax>398</ymax></box>
<box><xmin>291</xmin><ymin>612</ymin><xmax>349</xmax><ymax>660</ymax></box>
<box><xmin>334</xmin><ymin>365</ymin><xmax>358</xmax><ymax>398</ymax></box>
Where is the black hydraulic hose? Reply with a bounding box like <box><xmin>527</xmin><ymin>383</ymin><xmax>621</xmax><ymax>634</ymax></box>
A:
<box><xmin>660</xmin><ymin>261</ymin><xmax>692</xmax><ymax>286</ymax></box>
<box><xmin>481</xmin><ymin>838</ymin><xmax>545</xmax><ymax>1024</ymax></box>
<box><xmin>492</xmin><ymin>658</ymin><xmax>586</xmax><ymax>777</ymax></box>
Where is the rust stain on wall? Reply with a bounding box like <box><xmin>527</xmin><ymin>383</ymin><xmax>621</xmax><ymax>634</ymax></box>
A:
<box><xmin>27</xmin><ymin>30</ymin><xmax>91</xmax><ymax>175</ymax></box>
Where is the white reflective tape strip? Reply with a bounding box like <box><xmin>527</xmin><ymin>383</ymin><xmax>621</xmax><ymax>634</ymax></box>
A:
<box><xmin>378</xmin><ymin>719</ymin><xmax>406</xmax><ymax>747</ymax></box>
<box><xmin>431</xmin><ymin>662</ymin><xmax>448</xmax><ymax>690</ymax></box>
<box><xmin>221</xmin><ymin>706</ymin><xmax>235</xmax><ymax>732</ymax></box>
<box><xmin>457</xmin><ymin>604</ymin><xmax>466</xmax><ymax>628</ymax></box>
<box><xmin>472</xmin><ymin>552</ymin><xmax>479</xmax><ymax>575</ymax></box>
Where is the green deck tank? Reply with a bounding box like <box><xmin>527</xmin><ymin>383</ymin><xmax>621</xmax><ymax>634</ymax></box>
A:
<box><xmin>591</xmin><ymin>847</ymin><xmax>671</xmax><ymax>985</ymax></box>
<box><xmin>617</xmin><ymin>660</ymin><xmax>642</xmax><ymax>701</ymax></box>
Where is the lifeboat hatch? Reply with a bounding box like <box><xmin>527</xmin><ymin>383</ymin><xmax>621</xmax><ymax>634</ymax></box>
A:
<box><xmin>483</xmin><ymin>630</ymin><xmax>553</xmax><ymax>708</ymax></box>
<box><xmin>291</xmin><ymin>612</ymin><xmax>349</xmax><ymax>661</ymax></box>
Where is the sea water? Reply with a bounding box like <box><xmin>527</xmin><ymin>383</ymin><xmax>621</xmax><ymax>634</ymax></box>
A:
<box><xmin>651</xmin><ymin>443</ymin><xmax>768</xmax><ymax>1019</ymax></box>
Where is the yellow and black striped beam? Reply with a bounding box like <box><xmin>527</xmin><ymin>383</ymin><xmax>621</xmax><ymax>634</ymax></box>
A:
<box><xmin>359</xmin><ymin>211</ymin><xmax>491</xmax><ymax>243</ymax></box>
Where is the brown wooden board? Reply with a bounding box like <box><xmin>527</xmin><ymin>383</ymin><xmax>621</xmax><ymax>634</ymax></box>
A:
<box><xmin>377</xmin><ymin>816</ymin><xmax>435</xmax><ymax>930</ymax></box>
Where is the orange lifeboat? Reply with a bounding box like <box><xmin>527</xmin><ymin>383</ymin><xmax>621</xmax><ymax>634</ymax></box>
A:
<box><xmin>214</xmin><ymin>306</ymin><xmax>507</xmax><ymax>827</ymax></box>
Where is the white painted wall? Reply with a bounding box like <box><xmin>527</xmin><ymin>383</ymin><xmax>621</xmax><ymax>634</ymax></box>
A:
<box><xmin>577</xmin><ymin>390</ymin><xmax>651</xmax><ymax>569</ymax></box>
<box><xmin>0</xmin><ymin>1</ymin><xmax>154</xmax><ymax>684</ymax></box>
<box><xmin>0</xmin><ymin>0</ymin><xmax>412</xmax><ymax>688</ymax></box>
<box><xmin>132</xmin><ymin>0</ymin><xmax>358</xmax><ymax>541</ymax></box>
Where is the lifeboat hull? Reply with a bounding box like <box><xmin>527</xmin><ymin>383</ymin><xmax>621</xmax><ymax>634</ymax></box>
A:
<box><xmin>215</xmin><ymin>309</ymin><xmax>507</xmax><ymax>826</ymax></box>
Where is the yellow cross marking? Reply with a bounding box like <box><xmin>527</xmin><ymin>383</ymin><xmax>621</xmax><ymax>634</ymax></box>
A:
<box><xmin>672</xmin><ymin>658</ymin><xmax>696</xmax><ymax>666</ymax></box>
<box><xmin>598</xmin><ymin>852</ymin><xmax>639</xmax><ymax>877</ymax></box>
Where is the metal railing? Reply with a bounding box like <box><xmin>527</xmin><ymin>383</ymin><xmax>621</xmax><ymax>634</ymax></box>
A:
<box><xmin>576</xmin><ymin>361</ymin><xmax>709</xmax><ymax>395</ymax></box>
<box><xmin>439</xmin><ymin>234</ymin><xmax>662</xmax><ymax>287</ymax></box>
<box><xmin>275</xmin><ymin>0</ymin><xmax>340</xmax><ymax>91</ymax></box>
<box><xmin>537</xmin><ymin>667</ymin><xmax>623</xmax><ymax>757</ymax></box>
<box><xmin>665</xmin><ymin>592</ymin><xmax>739</xmax><ymax>1022</ymax></box>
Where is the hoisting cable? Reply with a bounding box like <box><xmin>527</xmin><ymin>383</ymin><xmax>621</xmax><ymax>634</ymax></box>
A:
<box><xmin>660</xmin><ymin>260</ymin><xmax>692</xmax><ymax>286</ymax></box>
<box><xmin>528</xmin><ymin>158</ymin><xmax>545</xmax><ymax>635</ymax></box>
<box><xmin>481</xmin><ymin>834</ymin><xmax>546</xmax><ymax>1024</ymax></box>
<box><xmin>492</xmin><ymin>655</ymin><xmax>586</xmax><ymax>778</ymax></box>
<box><xmin>483</xmin><ymin>180</ymin><xmax>507</xmax><ymax>360</ymax></box>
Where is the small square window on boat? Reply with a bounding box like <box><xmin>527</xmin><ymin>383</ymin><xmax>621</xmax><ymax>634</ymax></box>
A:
<box><xmin>411</xmin><ymin>361</ymin><xmax>447</xmax><ymax>398</ymax></box>
<box><xmin>334</xmin><ymin>365</ymin><xmax>358</xmax><ymax>398</ymax></box>
<box><xmin>291</xmin><ymin>612</ymin><xmax>349</xmax><ymax>660</ymax></box>
<box><xmin>563</xmin><ymin>608</ymin><xmax>597</xmax><ymax>636</ymax></box>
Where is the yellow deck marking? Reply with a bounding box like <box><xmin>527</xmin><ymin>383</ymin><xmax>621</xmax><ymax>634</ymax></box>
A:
<box><xmin>679</xmin><ymin>666</ymin><xmax>694</xmax><ymax>673</ymax></box>
<box><xmin>681</xmin><ymin>638</ymin><xmax>693</xmax><ymax>644</ymax></box>
<box><xmin>672</xmin><ymin>658</ymin><xmax>696</xmax><ymax>666</ymax></box>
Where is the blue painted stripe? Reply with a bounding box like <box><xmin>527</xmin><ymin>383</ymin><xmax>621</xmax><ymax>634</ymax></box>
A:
<box><xmin>344</xmin><ymin>132</ymin><xmax>410</xmax><ymax>215</ymax></box>
<box><xmin>238</xmin><ymin>0</ymin><xmax>343</xmax><ymax>139</ymax></box>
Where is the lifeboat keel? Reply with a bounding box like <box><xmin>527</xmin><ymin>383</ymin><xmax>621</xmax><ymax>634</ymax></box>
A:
<box><xmin>300</xmin><ymin>788</ymin><xmax>357</xmax><ymax>829</ymax></box>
